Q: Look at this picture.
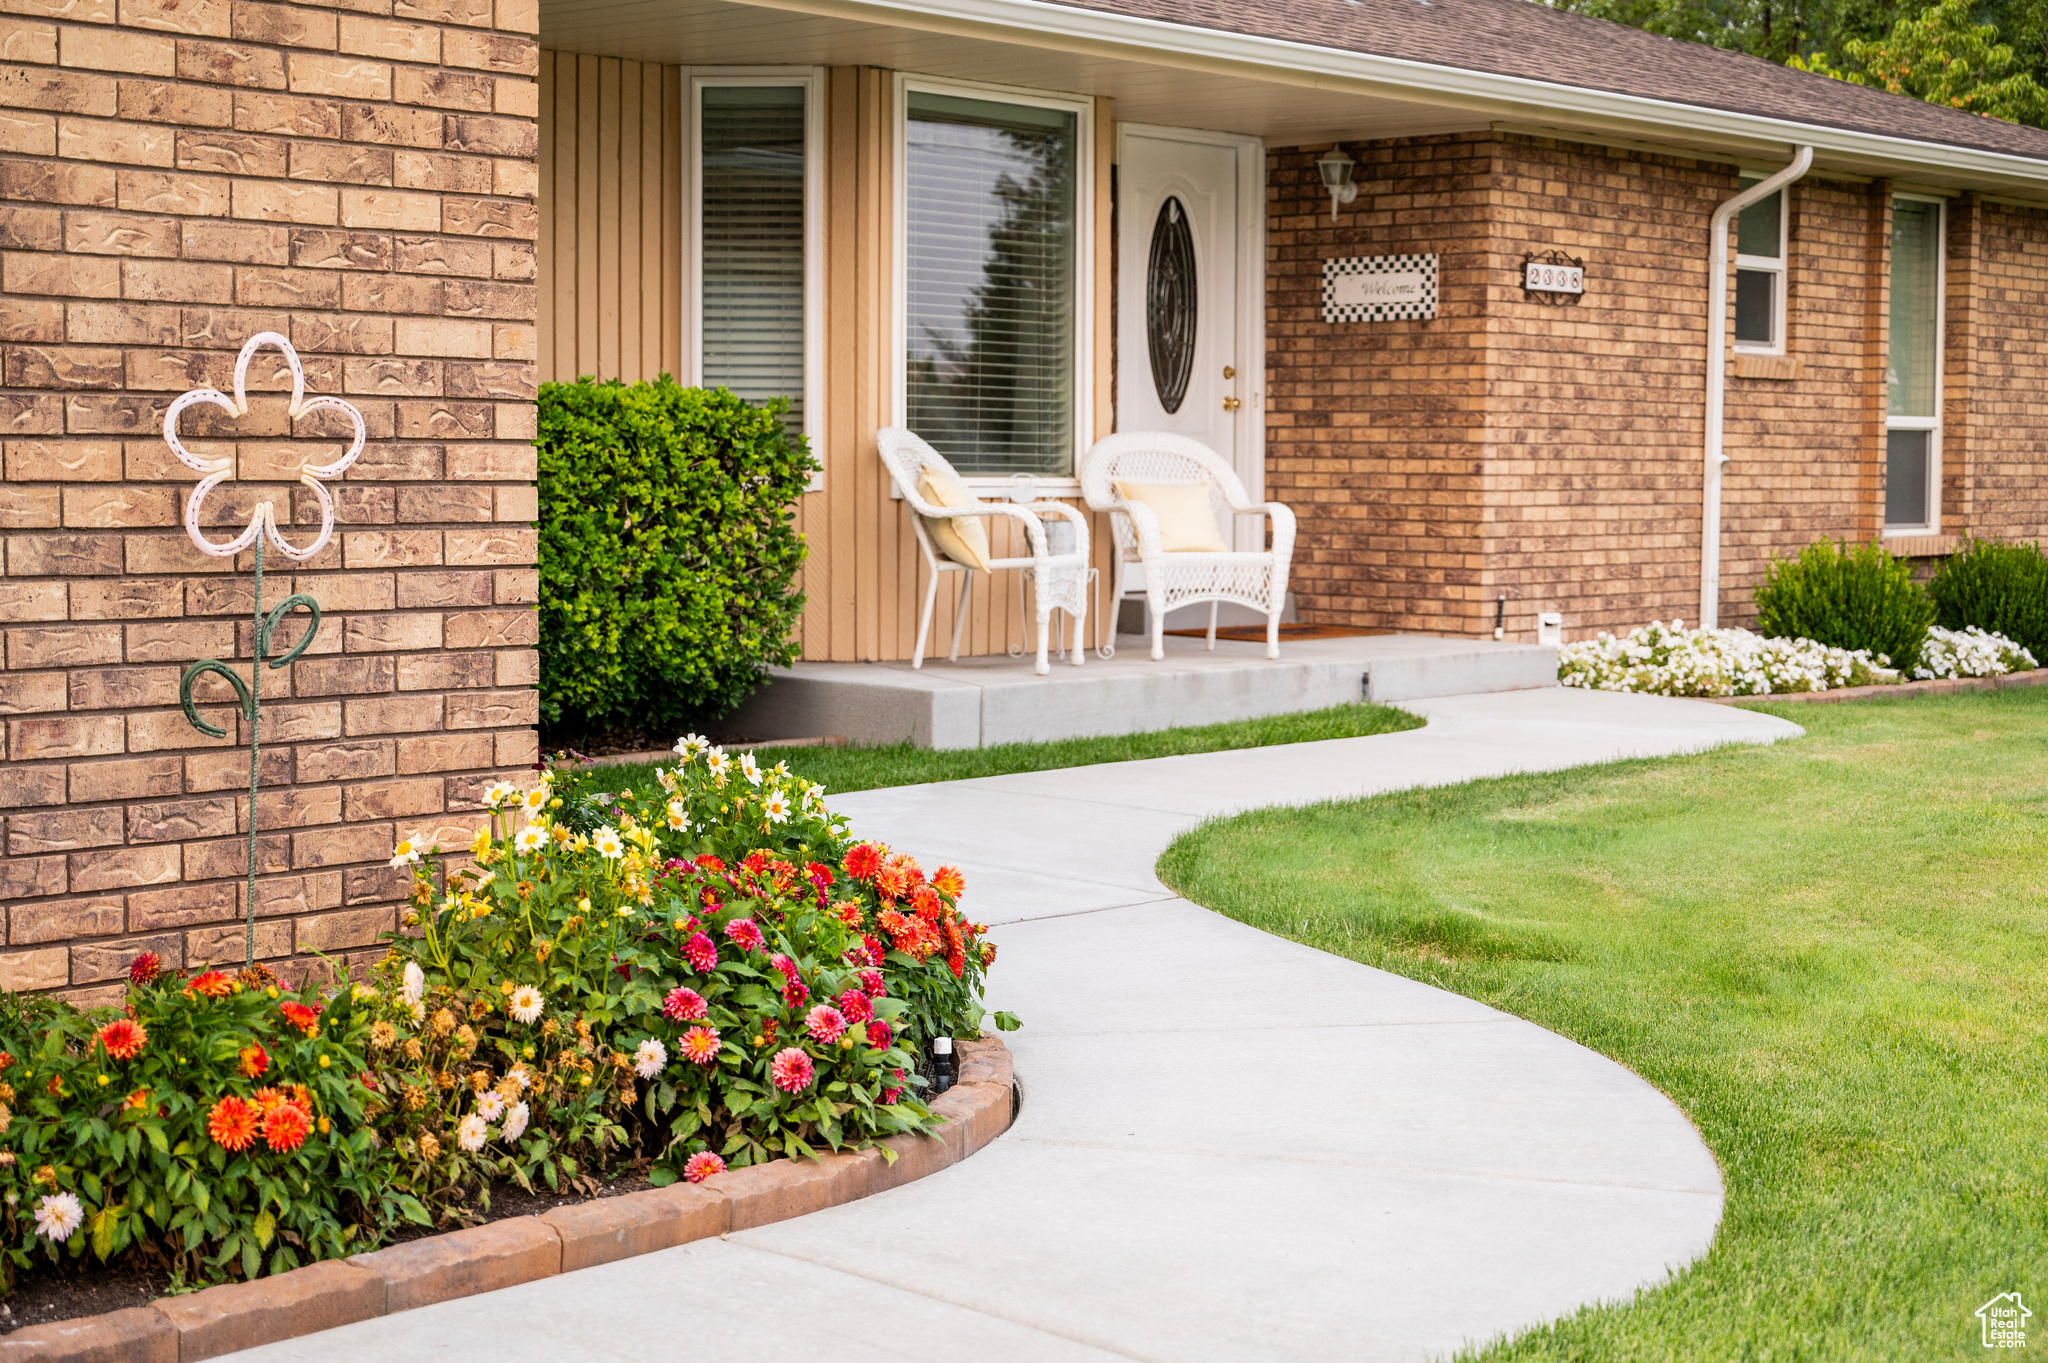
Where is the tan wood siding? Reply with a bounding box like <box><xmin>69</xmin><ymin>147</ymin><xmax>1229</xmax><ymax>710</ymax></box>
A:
<box><xmin>540</xmin><ymin>55</ymin><xmax>1117</xmax><ymax>664</ymax></box>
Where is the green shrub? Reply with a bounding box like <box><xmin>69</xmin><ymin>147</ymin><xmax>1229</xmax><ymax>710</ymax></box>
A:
<box><xmin>1752</xmin><ymin>538</ymin><xmax>1934</xmax><ymax>668</ymax></box>
<box><xmin>538</xmin><ymin>378</ymin><xmax>816</xmax><ymax>732</ymax></box>
<box><xmin>1928</xmin><ymin>538</ymin><xmax>2048</xmax><ymax>660</ymax></box>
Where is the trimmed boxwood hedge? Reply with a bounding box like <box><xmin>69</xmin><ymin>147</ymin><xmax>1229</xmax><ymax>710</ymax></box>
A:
<box><xmin>538</xmin><ymin>377</ymin><xmax>816</xmax><ymax>732</ymax></box>
<box><xmin>1929</xmin><ymin>538</ymin><xmax>2048</xmax><ymax>662</ymax></box>
<box><xmin>1752</xmin><ymin>537</ymin><xmax>1934</xmax><ymax>668</ymax></box>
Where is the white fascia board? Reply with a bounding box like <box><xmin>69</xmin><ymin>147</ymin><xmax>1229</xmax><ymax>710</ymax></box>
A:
<box><xmin>744</xmin><ymin>0</ymin><xmax>2048</xmax><ymax>189</ymax></box>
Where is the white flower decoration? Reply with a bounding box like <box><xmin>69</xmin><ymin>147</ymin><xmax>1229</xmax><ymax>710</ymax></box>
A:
<box><xmin>163</xmin><ymin>331</ymin><xmax>366</xmax><ymax>562</ymax></box>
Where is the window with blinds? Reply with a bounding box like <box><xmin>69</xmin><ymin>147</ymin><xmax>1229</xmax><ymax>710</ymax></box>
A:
<box><xmin>699</xmin><ymin>84</ymin><xmax>806</xmax><ymax>431</ymax></box>
<box><xmin>903</xmin><ymin>90</ymin><xmax>1078</xmax><ymax>478</ymax></box>
<box><xmin>1885</xmin><ymin>197</ymin><xmax>1942</xmax><ymax>531</ymax></box>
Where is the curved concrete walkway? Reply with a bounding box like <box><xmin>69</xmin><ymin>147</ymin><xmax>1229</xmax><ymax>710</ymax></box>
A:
<box><xmin>231</xmin><ymin>688</ymin><xmax>1801</xmax><ymax>1362</ymax></box>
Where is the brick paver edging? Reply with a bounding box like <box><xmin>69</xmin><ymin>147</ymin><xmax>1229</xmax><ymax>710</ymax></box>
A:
<box><xmin>1696</xmin><ymin>666</ymin><xmax>2048</xmax><ymax>706</ymax></box>
<box><xmin>0</xmin><ymin>1037</ymin><xmax>1015</xmax><ymax>1361</ymax></box>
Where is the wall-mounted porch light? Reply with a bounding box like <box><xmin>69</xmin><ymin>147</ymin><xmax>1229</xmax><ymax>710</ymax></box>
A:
<box><xmin>1317</xmin><ymin>148</ymin><xmax>1358</xmax><ymax>221</ymax></box>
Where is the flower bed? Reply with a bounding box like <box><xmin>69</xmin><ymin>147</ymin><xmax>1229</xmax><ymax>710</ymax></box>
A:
<box><xmin>0</xmin><ymin>738</ymin><xmax>1013</xmax><ymax>1312</ymax></box>
<box><xmin>1560</xmin><ymin>620</ymin><xmax>2036</xmax><ymax>698</ymax></box>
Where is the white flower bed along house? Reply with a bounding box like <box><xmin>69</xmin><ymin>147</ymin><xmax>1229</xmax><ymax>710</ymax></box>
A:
<box><xmin>1561</xmin><ymin>621</ymin><xmax>2036</xmax><ymax>697</ymax></box>
<box><xmin>1912</xmin><ymin>626</ymin><xmax>2039</xmax><ymax>680</ymax></box>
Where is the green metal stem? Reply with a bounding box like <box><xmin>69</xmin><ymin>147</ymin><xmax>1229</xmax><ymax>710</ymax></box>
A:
<box><xmin>245</xmin><ymin>535</ymin><xmax>263</xmax><ymax>968</ymax></box>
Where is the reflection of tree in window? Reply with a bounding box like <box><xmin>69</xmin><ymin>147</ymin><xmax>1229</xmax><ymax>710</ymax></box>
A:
<box><xmin>701</xmin><ymin>86</ymin><xmax>805</xmax><ymax>433</ymax></box>
<box><xmin>905</xmin><ymin>93</ymin><xmax>1076</xmax><ymax>478</ymax></box>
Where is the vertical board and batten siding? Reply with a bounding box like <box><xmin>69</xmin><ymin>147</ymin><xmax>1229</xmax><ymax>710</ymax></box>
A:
<box><xmin>538</xmin><ymin>56</ymin><xmax>1118</xmax><ymax>663</ymax></box>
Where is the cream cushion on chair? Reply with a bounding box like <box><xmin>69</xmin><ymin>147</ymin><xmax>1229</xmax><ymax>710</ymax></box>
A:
<box><xmin>1112</xmin><ymin>479</ymin><xmax>1230</xmax><ymax>553</ymax></box>
<box><xmin>917</xmin><ymin>467</ymin><xmax>993</xmax><ymax>571</ymax></box>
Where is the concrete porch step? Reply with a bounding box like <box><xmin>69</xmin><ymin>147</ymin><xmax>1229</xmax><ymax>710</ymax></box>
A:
<box><xmin>725</xmin><ymin>634</ymin><xmax>1559</xmax><ymax>749</ymax></box>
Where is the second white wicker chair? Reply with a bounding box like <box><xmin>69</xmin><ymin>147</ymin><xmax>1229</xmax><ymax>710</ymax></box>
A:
<box><xmin>1081</xmin><ymin>431</ymin><xmax>1296</xmax><ymax>660</ymax></box>
<box><xmin>877</xmin><ymin>427</ymin><xmax>1090</xmax><ymax>676</ymax></box>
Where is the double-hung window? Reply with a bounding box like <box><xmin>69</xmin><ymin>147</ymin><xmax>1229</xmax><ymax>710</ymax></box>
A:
<box><xmin>1885</xmin><ymin>195</ymin><xmax>1944</xmax><ymax>534</ymax></box>
<box><xmin>896</xmin><ymin>78</ymin><xmax>1091</xmax><ymax>482</ymax></box>
<box><xmin>687</xmin><ymin>70</ymin><xmax>823</xmax><ymax>468</ymax></box>
<box><xmin>1733</xmin><ymin>175</ymin><xmax>1787</xmax><ymax>354</ymax></box>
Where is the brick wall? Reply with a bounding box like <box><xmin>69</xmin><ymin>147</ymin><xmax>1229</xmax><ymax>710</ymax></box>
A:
<box><xmin>1263</xmin><ymin>131</ymin><xmax>2036</xmax><ymax>643</ymax></box>
<box><xmin>0</xmin><ymin>0</ymin><xmax>540</xmax><ymax>1001</ymax></box>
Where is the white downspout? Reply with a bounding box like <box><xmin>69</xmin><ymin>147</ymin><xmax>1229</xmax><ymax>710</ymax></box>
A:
<box><xmin>1701</xmin><ymin>144</ymin><xmax>1812</xmax><ymax>629</ymax></box>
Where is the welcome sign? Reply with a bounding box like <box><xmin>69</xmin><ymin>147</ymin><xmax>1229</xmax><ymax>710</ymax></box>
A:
<box><xmin>1323</xmin><ymin>253</ymin><xmax>1437</xmax><ymax>322</ymax></box>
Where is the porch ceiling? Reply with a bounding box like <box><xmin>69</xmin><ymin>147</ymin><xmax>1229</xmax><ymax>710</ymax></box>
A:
<box><xmin>537</xmin><ymin>0</ymin><xmax>1492</xmax><ymax>146</ymax></box>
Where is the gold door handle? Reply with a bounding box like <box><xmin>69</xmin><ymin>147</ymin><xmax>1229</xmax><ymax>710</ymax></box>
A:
<box><xmin>1222</xmin><ymin>396</ymin><xmax>1242</xmax><ymax>412</ymax></box>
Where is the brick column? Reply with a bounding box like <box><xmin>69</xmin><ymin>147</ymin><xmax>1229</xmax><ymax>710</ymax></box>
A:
<box><xmin>0</xmin><ymin>0</ymin><xmax>540</xmax><ymax>1001</ymax></box>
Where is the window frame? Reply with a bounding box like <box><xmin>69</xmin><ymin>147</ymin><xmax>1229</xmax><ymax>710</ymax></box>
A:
<box><xmin>1732</xmin><ymin>174</ymin><xmax>1788</xmax><ymax>357</ymax></box>
<box><xmin>1883</xmin><ymin>192</ymin><xmax>1946</xmax><ymax>538</ymax></box>
<box><xmin>890</xmin><ymin>72</ymin><xmax>1095</xmax><ymax>493</ymax></box>
<box><xmin>684</xmin><ymin>67</ymin><xmax>825</xmax><ymax>492</ymax></box>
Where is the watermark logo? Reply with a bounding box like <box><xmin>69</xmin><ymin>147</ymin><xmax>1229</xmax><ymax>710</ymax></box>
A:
<box><xmin>1978</xmin><ymin>1292</ymin><xmax>2031</xmax><ymax>1348</ymax></box>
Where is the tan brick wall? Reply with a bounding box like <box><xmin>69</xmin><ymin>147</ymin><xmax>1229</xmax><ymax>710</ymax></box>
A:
<box><xmin>1265</xmin><ymin>132</ymin><xmax>2045</xmax><ymax>643</ymax></box>
<box><xmin>0</xmin><ymin>0</ymin><xmax>539</xmax><ymax>1000</ymax></box>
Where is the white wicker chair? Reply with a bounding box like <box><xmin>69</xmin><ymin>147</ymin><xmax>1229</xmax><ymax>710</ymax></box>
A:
<box><xmin>878</xmin><ymin>427</ymin><xmax>1090</xmax><ymax>676</ymax></box>
<box><xmin>1081</xmin><ymin>432</ymin><xmax>1296</xmax><ymax>660</ymax></box>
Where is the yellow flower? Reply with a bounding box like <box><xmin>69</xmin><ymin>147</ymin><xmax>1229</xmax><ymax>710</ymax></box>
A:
<box><xmin>96</xmin><ymin>1074</ymin><xmax>109</xmax><ymax>1087</ymax></box>
<box><xmin>471</xmin><ymin>828</ymin><xmax>491</xmax><ymax>858</ymax></box>
<box><xmin>318</xmin><ymin>1054</ymin><xmax>331</xmax><ymax>1069</ymax></box>
<box><xmin>318</xmin><ymin>1117</ymin><xmax>331</xmax><ymax>1134</ymax></box>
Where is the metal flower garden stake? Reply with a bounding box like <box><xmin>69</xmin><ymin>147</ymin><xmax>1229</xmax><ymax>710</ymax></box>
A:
<box><xmin>165</xmin><ymin>333</ymin><xmax>366</xmax><ymax>966</ymax></box>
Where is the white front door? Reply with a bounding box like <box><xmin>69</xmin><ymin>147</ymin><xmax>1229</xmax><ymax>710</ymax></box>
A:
<box><xmin>1116</xmin><ymin>125</ymin><xmax>1263</xmax><ymax>549</ymax></box>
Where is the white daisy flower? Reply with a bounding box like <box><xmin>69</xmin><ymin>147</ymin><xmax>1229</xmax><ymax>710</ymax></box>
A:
<box><xmin>32</xmin><ymin>1192</ymin><xmax>81</xmax><ymax>1244</ymax></box>
<box><xmin>483</xmin><ymin>781</ymin><xmax>520</xmax><ymax>810</ymax></box>
<box><xmin>762</xmin><ymin>790</ymin><xmax>791</xmax><ymax>824</ymax></box>
<box><xmin>389</xmin><ymin>839</ymin><xmax>422</xmax><ymax>870</ymax></box>
<box><xmin>704</xmin><ymin>749</ymin><xmax>730</xmax><ymax>779</ymax></box>
<box><xmin>507</xmin><ymin>984</ymin><xmax>544</xmax><ymax>1025</ymax></box>
<box><xmin>591</xmin><ymin>826</ymin><xmax>624</xmax><ymax>859</ymax></box>
<box><xmin>656</xmin><ymin>767</ymin><xmax>678</xmax><ymax>794</ymax></box>
<box><xmin>738</xmin><ymin>753</ymin><xmax>762</xmax><ymax>786</ymax></box>
<box><xmin>501</xmin><ymin>1101</ymin><xmax>530</xmax><ymax>1141</ymax></box>
<box><xmin>475</xmin><ymin>1090</ymin><xmax>506</xmax><ymax>1122</ymax></box>
<box><xmin>673</xmin><ymin>733</ymin><xmax>711</xmax><ymax>759</ymax></box>
<box><xmin>456</xmin><ymin>1113</ymin><xmax>488</xmax><ymax>1152</ymax></box>
<box><xmin>633</xmin><ymin>1038</ymin><xmax>667</xmax><ymax>1079</ymax></box>
<box><xmin>666</xmin><ymin>798</ymin><xmax>690</xmax><ymax>832</ymax></box>
<box><xmin>505</xmin><ymin>1064</ymin><xmax>532</xmax><ymax>1093</ymax></box>
<box><xmin>513</xmin><ymin>825</ymin><xmax>547</xmax><ymax>854</ymax></box>
<box><xmin>522</xmin><ymin>783</ymin><xmax>550</xmax><ymax>812</ymax></box>
<box><xmin>400</xmin><ymin>961</ymin><xmax>425</xmax><ymax>1007</ymax></box>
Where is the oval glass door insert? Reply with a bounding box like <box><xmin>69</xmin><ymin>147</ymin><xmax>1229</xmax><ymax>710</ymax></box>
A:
<box><xmin>1146</xmin><ymin>196</ymin><xmax>1197</xmax><ymax>415</ymax></box>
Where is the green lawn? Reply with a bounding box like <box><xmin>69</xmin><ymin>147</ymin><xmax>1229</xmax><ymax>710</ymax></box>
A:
<box><xmin>1157</xmin><ymin>689</ymin><xmax>2048</xmax><ymax>1361</ymax></box>
<box><xmin>558</xmin><ymin>701</ymin><xmax>1422</xmax><ymax>799</ymax></box>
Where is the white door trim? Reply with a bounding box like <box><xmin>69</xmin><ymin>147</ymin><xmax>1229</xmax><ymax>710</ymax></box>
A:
<box><xmin>1115</xmin><ymin>122</ymin><xmax>1266</xmax><ymax>543</ymax></box>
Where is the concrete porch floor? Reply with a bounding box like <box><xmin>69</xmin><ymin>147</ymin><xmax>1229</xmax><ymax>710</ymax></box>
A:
<box><xmin>725</xmin><ymin>632</ymin><xmax>1560</xmax><ymax>748</ymax></box>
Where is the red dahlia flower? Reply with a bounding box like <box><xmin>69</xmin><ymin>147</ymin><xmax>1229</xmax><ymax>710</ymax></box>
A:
<box><xmin>682</xmin><ymin>932</ymin><xmax>717</xmax><ymax>973</ymax></box>
<box><xmin>279</xmin><ymin>1001</ymin><xmax>321</xmax><ymax>1035</ymax></box>
<box><xmin>742</xmin><ymin>851</ymin><xmax>770</xmax><ymax>876</ymax></box>
<box><xmin>662</xmin><ymin>986</ymin><xmax>708</xmax><ymax>1022</ymax></box>
<box><xmin>768</xmin><ymin>1046</ymin><xmax>814</xmax><ymax>1094</ymax></box>
<box><xmin>97</xmin><ymin>1018</ymin><xmax>147</xmax><ymax>1061</ymax></box>
<box><xmin>239</xmin><ymin>1044</ymin><xmax>269</xmax><ymax>1078</ymax></box>
<box><xmin>208</xmin><ymin>1096</ymin><xmax>260</xmax><ymax>1152</ymax></box>
<box><xmin>859</xmin><ymin>969</ymin><xmax>886</xmax><ymax>997</ymax></box>
<box><xmin>128</xmin><ymin>952</ymin><xmax>163</xmax><ymax>986</ymax></box>
<box><xmin>866</xmin><ymin>1020</ymin><xmax>893</xmax><ymax>1051</ymax></box>
<box><xmin>805</xmin><ymin>1005</ymin><xmax>847</xmax><ymax>1044</ymax></box>
<box><xmin>782</xmin><ymin>978</ymin><xmax>809</xmax><ymax>1008</ymax></box>
<box><xmin>843</xmin><ymin>843</ymin><xmax>883</xmax><ymax>881</ymax></box>
<box><xmin>683</xmin><ymin>1151</ymin><xmax>726</xmax><ymax>1183</ymax></box>
<box><xmin>948</xmin><ymin>950</ymin><xmax>966</xmax><ymax>979</ymax></box>
<box><xmin>696</xmin><ymin>855</ymin><xmax>726</xmax><ymax>873</ymax></box>
<box><xmin>679</xmin><ymin>1025</ymin><xmax>721</xmax><ymax>1066</ymax></box>
<box><xmin>262</xmin><ymin>1102</ymin><xmax>311</xmax><ymax>1153</ymax></box>
<box><xmin>807</xmin><ymin>861</ymin><xmax>835</xmax><ymax>888</ymax></box>
<box><xmin>837</xmin><ymin>989</ymin><xmax>873</xmax><ymax>1024</ymax></box>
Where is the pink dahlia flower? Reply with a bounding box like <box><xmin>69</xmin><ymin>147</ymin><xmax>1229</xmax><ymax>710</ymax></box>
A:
<box><xmin>837</xmin><ymin>988</ymin><xmax>873</xmax><ymax>1024</ymax></box>
<box><xmin>781</xmin><ymin>978</ymin><xmax>809</xmax><ymax>1008</ymax></box>
<box><xmin>769</xmin><ymin>1046</ymin><xmax>815</xmax><ymax>1094</ymax></box>
<box><xmin>865</xmin><ymin>1020</ymin><xmax>893</xmax><ymax>1051</ymax></box>
<box><xmin>723</xmin><ymin>917</ymin><xmax>764</xmax><ymax>952</ymax></box>
<box><xmin>679</xmin><ymin>1025</ymin><xmax>721</xmax><ymax>1066</ymax></box>
<box><xmin>682</xmin><ymin>932</ymin><xmax>717</xmax><ymax>973</ymax></box>
<box><xmin>858</xmin><ymin>968</ymin><xmax>886</xmax><ymax>997</ymax></box>
<box><xmin>662</xmin><ymin>986</ymin><xmax>708</xmax><ymax>1022</ymax></box>
<box><xmin>683</xmin><ymin>1151</ymin><xmax>726</xmax><ymax>1184</ymax></box>
<box><xmin>768</xmin><ymin>952</ymin><xmax>799</xmax><ymax>983</ymax></box>
<box><xmin>805</xmin><ymin>1005</ymin><xmax>847</xmax><ymax>1044</ymax></box>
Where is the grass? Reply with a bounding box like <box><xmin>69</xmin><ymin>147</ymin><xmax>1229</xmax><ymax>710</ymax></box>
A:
<box><xmin>1156</xmin><ymin>688</ymin><xmax>2048</xmax><ymax>1361</ymax></box>
<box><xmin>564</xmin><ymin>701</ymin><xmax>1423</xmax><ymax>800</ymax></box>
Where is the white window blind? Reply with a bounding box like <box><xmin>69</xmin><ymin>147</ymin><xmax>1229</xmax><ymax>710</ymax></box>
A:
<box><xmin>1734</xmin><ymin>178</ymin><xmax>1785</xmax><ymax>351</ymax></box>
<box><xmin>700</xmin><ymin>85</ymin><xmax>806</xmax><ymax>430</ymax></box>
<box><xmin>1886</xmin><ymin>197</ymin><xmax>1942</xmax><ymax>531</ymax></box>
<box><xmin>904</xmin><ymin>91</ymin><xmax>1078</xmax><ymax>478</ymax></box>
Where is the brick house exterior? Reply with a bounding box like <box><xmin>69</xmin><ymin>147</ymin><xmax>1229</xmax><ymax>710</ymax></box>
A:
<box><xmin>1266</xmin><ymin>131</ymin><xmax>2048</xmax><ymax>640</ymax></box>
<box><xmin>0</xmin><ymin>0</ymin><xmax>541</xmax><ymax>1002</ymax></box>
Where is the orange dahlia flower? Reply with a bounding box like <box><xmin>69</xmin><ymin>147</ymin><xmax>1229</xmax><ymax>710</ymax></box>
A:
<box><xmin>261</xmin><ymin>1102</ymin><xmax>311</xmax><ymax>1153</ymax></box>
<box><xmin>208</xmin><ymin>1096</ymin><xmax>259</xmax><ymax>1152</ymax></box>
<box><xmin>931</xmin><ymin>865</ymin><xmax>965</xmax><ymax>898</ymax></box>
<box><xmin>843</xmin><ymin>843</ymin><xmax>883</xmax><ymax>881</ymax></box>
<box><xmin>190</xmin><ymin>970</ymin><xmax>233</xmax><ymax>998</ymax></box>
<box><xmin>278</xmin><ymin>1001</ymin><xmax>321</xmax><ymax>1035</ymax></box>
<box><xmin>239</xmin><ymin>1044</ymin><xmax>269</xmax><ymax>1079</ymax></box>
<box><xmin>97</xmin><ymin>1018</ymin><xmax>146</xmax><ymax>1061</ymax></box>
